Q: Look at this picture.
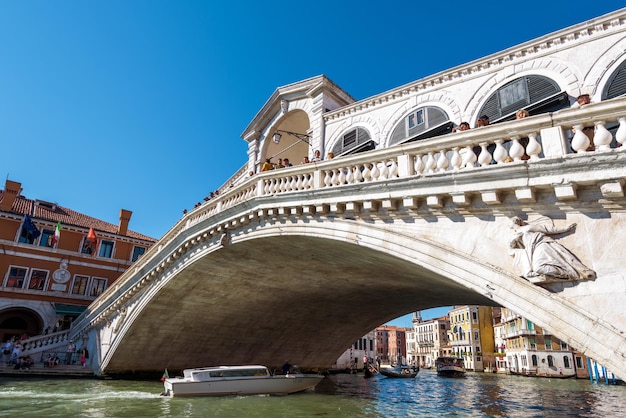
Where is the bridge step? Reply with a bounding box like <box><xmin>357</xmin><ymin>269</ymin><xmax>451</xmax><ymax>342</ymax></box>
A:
<box><xmin>0</xmin><ymin>364</ymin><xmax>94</xmax><ymax>378</ymax></box>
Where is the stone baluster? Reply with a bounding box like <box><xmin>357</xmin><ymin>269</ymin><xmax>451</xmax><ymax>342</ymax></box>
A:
<box><xmin>509</xmin><ymin>136</ymin><xmax>524</xmax><ymax>161</ymax></box>
<box><xmin>362</xmin><ymin>164</ymin><xmax>372</xmax><ymax>181</ymax></box>
<box><xmin>526</xmin><ymin>132</ymin><xmax>542</xmax><ymax>160</ymax></box>
<box><xmin>571</xmin><ymin>125</ymin><xmax>590</xmax><ymax>153</ymax></box>
<box><xmin>462</xmin><ymin>145</ymin><xmax>477</xmax><ymax>168</ymax></box>
<box><xmin>450</xmin><ymin>147</ymin><xmax>462</xmax><ymax>170</ymax></box>
<box><xmin>380</xmin><ymin>161</ymin><xmax>389</xmax><ymax>179</ymax></box>
<box><xmin>323</xmin><ymin>170</ymin><xmax>332</xmax><ymax>187</ymax></box>
<box><xmin>354</xmin><ymin>166</ymin><xmax>363</xmax><ymax>183</ymax></box>
<box><xmin>306</xmin><ymin>173</ymin><xmax>313</xmax><ymax>189</ymax></box>
<box><xmin>593</xmin><ymin>121</ymin><xmax>612</xmax><ymax>151</ymax></box>
<box><xmin>337</xmin><ymin>169</ymin><xmax>344</xmax><ymax>185</ymax></box>
<box><xmin>493</xmin><ymin>139</ymin><xmax>508</xmax><ymax>164</ymax></box>
<box><xmin>616</xmin><ymin>117</ymin><xmax>626</xmax><ymax>149</ymax></box>
<box><xmin>388</xmin><ymin>158</ymin><xmax>398</xmax><ymax>178</ymax></box>
<box><xmin>370</xmin><ymin>162</ymin><xmax>380</xmax><ymax>180</ymax></box>
<box><xmin>348</xmin><ymin>167</ymin><xmax>357</xmax><ymax>184</ymax></box>
<box><xmin>425</xmin><ymin>152</ymin><xmax>437</xmax><ymax>173</ymax></box>
<box><xmin>295</xmin><ymin>175</ymin><xmax>303</xmax><ymax>190</ymax></box>
<box><xmin>414</xmin><ymin>154</ymin><xmax>424</xmax><ymax>174</ymax></box>
<box><xmin>477</xmin><ymin>143</ymin><xmax>492</xmax><ymax>166</ymax></box>
<box><xmin>329</xmin><ymin>169</ymin><xmax>338</xmax><ymax>186</ymax></box>
<box><xmin>436</xmin><ymin>149</ymin><xmax>449</xmax><ymax>172</ymax></box>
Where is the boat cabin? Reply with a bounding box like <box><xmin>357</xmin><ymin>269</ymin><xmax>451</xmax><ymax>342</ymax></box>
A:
<box><xmin>184</xmin><ymin>365</ymin><xmax>270</xmax><ymax>380</ymax></box>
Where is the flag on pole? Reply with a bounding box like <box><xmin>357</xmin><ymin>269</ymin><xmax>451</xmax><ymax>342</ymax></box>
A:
<box><xmin>161</xmin><ymin>369</ymin><xmax>169</xmax><ymax>382</ymax></box>
<box><xmin>23</xmin><ymin>215</ymin><xmax>41</xmax><ymax>240</ymax></box>
<box><xmin>51</xmin><ymin>221</ymin><xmax>61</xmax><ymax>247</ymax></box>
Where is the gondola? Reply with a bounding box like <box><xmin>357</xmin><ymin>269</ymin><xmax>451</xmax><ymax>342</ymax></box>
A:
<box><xmin>378</xmin><ymin>365</ymin><xmax>419</xmax><ymax>378</ymax></box>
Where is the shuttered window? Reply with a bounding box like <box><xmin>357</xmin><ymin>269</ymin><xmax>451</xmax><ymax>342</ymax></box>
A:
<box><xmin>603</xmin><ymin>59</ymin><xmax>626</xmax><ymax>100</ymax></box>
<box><xmin>390</xmin><ymin>106</ymin><xmax>452</xmax><ymax>145</ymax></box>
<box><xmin>332</xmin><ymin>127</ymin><xmax>374</xmax><ymax>156</ymax></box>
<box><xmin>478</xmin><ymin>75</ymin><xmax>565</xmax><ymax>123</ymax></box>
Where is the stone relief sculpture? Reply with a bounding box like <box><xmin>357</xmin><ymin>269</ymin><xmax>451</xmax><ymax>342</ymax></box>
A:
<box><xmin>509</xmin><ymin>216</ymin><xmax>596</xmax><ymax>284</ymax></box>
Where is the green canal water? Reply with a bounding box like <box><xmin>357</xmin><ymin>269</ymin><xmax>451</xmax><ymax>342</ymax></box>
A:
<box><xmin>0</xmin><ymin>370</ymin><xmax>623</xmax><ymax>417</ymax></box>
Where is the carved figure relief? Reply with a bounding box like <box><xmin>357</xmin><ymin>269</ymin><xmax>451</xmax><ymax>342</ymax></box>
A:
<box><xmin>509</xmin><ymin>216</ymin><xmax>596</xmax><ymax>284</ymax></box>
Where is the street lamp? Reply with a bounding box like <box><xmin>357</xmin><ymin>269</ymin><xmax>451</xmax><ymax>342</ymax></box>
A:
<box><xmin>272</xmin><ymin>130</ymin><xmax>311</xmax><ymax>145</ymax></box>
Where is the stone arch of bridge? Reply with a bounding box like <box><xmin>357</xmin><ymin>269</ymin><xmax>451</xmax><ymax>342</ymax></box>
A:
<box><xmin>97</xmin><ymin>215</ymin><xmax>612</xmax><ymax>375</ymax></box>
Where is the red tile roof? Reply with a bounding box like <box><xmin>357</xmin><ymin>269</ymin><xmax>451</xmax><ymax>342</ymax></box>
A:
<box><xmin>1</xmin><ymin>191</ymin><xmax>156</xmax><ymax>242</ymax></box>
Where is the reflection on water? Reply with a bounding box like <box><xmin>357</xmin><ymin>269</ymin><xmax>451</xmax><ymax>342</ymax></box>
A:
<box><xmin>0</xmin><ymin>370</ymin><xmax>624</xmax><ymax>417</ymax></box>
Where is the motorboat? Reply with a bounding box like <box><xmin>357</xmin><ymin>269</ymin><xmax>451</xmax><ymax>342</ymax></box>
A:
<box><xmin>435</xmin><ymin>356</ymin><xmax>466</xmax><ymax>377</ymax></box>
<box><xmin>162</xmin><ymin>365</ymin><xmax>324</xmax><ymax>397</ymax></box>
<box><xmin>378</xmin><ymin>364</ymin><xmax>419</xmax><ymax>378</ymax></box>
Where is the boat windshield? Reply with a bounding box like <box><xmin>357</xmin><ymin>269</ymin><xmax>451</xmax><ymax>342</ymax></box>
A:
<box><xmin>193</xmin><ymin>368</ymin><xmax>269</xmax><ymax>379</ymax></box>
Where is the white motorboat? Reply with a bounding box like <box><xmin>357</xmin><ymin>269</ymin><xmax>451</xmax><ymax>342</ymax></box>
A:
<box><xmin>435</xmin><ymin>356</ymin><xmax>466</xmax><ymax>378</ymax></box>
<box><xmin>162</xmin><ymin>365</ymin><xmax>324</xmax><ymax>397</ymax></box>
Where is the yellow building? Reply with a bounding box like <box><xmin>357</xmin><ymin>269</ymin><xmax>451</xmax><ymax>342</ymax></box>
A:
<box><xmin>448</xmin><ymin>305</ymin><xmax>496</xmax><ymax>372</ymax></box>
<box><xmin>0</xmin><ymin>179</ymin><xmax>156</xmax><ymax>342</ymax></box>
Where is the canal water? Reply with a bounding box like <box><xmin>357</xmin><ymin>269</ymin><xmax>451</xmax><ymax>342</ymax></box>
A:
<box><xmin>0</xmin><ymin>370</ymin><xmax>623</xmax><ymax>417</ymax></box>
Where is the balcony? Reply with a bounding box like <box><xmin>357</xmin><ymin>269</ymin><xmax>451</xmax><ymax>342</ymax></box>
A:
<box><xmin>503</xmin><ymin>329</ymin><xmax>536</xmax><ymax>339</ymax></box>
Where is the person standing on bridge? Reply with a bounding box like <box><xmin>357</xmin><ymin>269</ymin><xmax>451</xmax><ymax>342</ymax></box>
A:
<box><xmin>65</xmin><ymin>340</ymin><xmax>76</xmax><ymax>365</ymax></box>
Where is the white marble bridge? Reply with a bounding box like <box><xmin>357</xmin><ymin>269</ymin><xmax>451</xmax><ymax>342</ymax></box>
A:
<box><xmin>69</xmin><ymin>99</ymin><xmax>626</xmax><ymax>378</ymax></box>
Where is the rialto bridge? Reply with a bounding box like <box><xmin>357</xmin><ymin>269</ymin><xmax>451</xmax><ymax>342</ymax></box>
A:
<box><xmin>70</xmin><ymin>98</ymin><xmax>626</xmax><ymax>378</ymax></box>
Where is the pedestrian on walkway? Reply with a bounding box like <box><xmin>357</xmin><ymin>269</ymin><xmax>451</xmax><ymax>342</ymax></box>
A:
<box><xmin>65</xmin><ymin>340</ymin><xmax>76</xmax><ymax>365</ymax></box>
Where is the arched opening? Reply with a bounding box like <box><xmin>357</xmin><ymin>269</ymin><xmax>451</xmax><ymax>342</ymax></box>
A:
<box><xmin>265</xmin><ymin>110</ymin><xmax>310</xmax><ymax>168</ymax></box>
<box><xmin>602</xmin><ymin>58</ymin><xmax>626</xmax><ymax>100</ymax></box>
<box><xmin>477</xmin><ymin>75</ymin><xmax>569</xmax><ymax>124</ymax></box>
<box><xmin>0</xmin><ymin>308</ymin><xmax>43</xmax><ymax>342</ymax></box>
<box><xmin>331</xmin><ymin>127</ymin><xmax>375</xmax><ymax>157</ymax></box>
<box><xmin>389</xmin><ymin>106</ymin><xmax>453</xmax><ymax>146</ymax></box>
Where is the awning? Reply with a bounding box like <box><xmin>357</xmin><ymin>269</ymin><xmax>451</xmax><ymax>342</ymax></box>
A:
<box><xmin>55</xmin><ymin>304</ymin><xmax>87</xmax><ymax>316</ymax></box>
<box><xmin>399</xmin><ymin>121</ymin><xmax>454</xmax><ymax>145</ymax></box>
<box><xmin>338</xmin><ymin>139</ymin><xmax>377</xmax><ymax>157</ymax></box>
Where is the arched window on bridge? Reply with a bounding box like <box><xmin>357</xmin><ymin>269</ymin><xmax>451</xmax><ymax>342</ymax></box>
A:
<box><xmin>389</xmin><ymin>106</ymin><xmax>453</xmax><ymax>146</ymax></box>
<box><xmin>331</xmin><ymin>127</ymin><xmax>375</xmax><ymax>157</ymax></box>
<box><xmin>599</xmin><ymin>58</ymin><xmax>626</xmax><ymax>136</ymax></box>
<box><xmin>477</xmin><ymin>75</ymin><xmax>569</xmax><ymax>124</ymax></box>
<box><xmin>602</xmin><ymin>58</ymin><xmax>626</xmax><ymax>100</ymax></box>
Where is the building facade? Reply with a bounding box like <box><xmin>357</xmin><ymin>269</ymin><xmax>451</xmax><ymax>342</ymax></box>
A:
<box><xmin>500</xmin><ymin>307</ymin><xmax>580</xmax><ymax>378</ymax></box>
<box><xmin>406</xmin><ymin>311</ymin><xmax>451</xmax><ymax>368</ymax></box>
<box><xmin>0</xmin><ymin>179</ymin><xmax>156</xmax><ymax>343</ymax></box>
<box><xmin>375</xmin><ymin>325</ymin><xmax>410</xmax><ymax>365</ymax></box>
<box><xmin>448</xmin><ymin>306</ymin><xmax>495</xmax><ymax>372</ymax></box>
<box><xmin>332</xmin><ymin>330</ymin><xmax>376</xmax><ymax>371</ymax></box>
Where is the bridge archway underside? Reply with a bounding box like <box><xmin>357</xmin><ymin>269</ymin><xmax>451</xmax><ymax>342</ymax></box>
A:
<box><xmin>102</xmin><ymin>233</ymin><xmax>498</xmax><ymax>374</ymax></box>
<box><xmin>81</xmin><ymin>138</ymin><xmax>626</xmax><ymax>377</ymax></box>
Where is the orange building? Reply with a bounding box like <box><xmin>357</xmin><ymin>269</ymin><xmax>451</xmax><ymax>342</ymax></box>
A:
<box><xmin>0</xmin><ymin>179</ymin><xmax>156</xmax><ymax>342</ymax></box>
<box><xmin>376</xmin><ymin>325</ymin><xmax>410</xmax><ymax>365</ymax></box>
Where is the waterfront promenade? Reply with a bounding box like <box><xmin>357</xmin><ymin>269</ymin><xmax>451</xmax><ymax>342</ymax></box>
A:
<box><xmin>0</xmin><ymin>363</ymin><xmax>94</xmax><ymax>378</ymax></box>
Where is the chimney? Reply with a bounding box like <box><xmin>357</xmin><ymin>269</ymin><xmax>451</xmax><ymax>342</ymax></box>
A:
<box><xmin>117</xmin><ymin>209</ymin><xmax>132</xmax><ymax>236</ymax></box>
<box><xmin>1</xmin><ymin>180</ymin><xmax>22</xmax><ymax>212</ymax></box>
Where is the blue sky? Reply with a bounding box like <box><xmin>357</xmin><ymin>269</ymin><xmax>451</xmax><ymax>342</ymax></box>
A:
<box><xmin>2</xmin><ymin>2</ymin><xmax>624</xmax><ymax>326</ymax></box>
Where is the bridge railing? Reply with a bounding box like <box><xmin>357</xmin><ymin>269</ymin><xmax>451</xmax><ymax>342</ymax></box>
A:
<box><xmin>18</xmin><ymin>330</ymin><xmax>72</xmax><ymax>357</ymax></box>
<box><xmin>69</xmin><ymin>97</ymin><xmax>626</xmax><ymax>337</ymax></box>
